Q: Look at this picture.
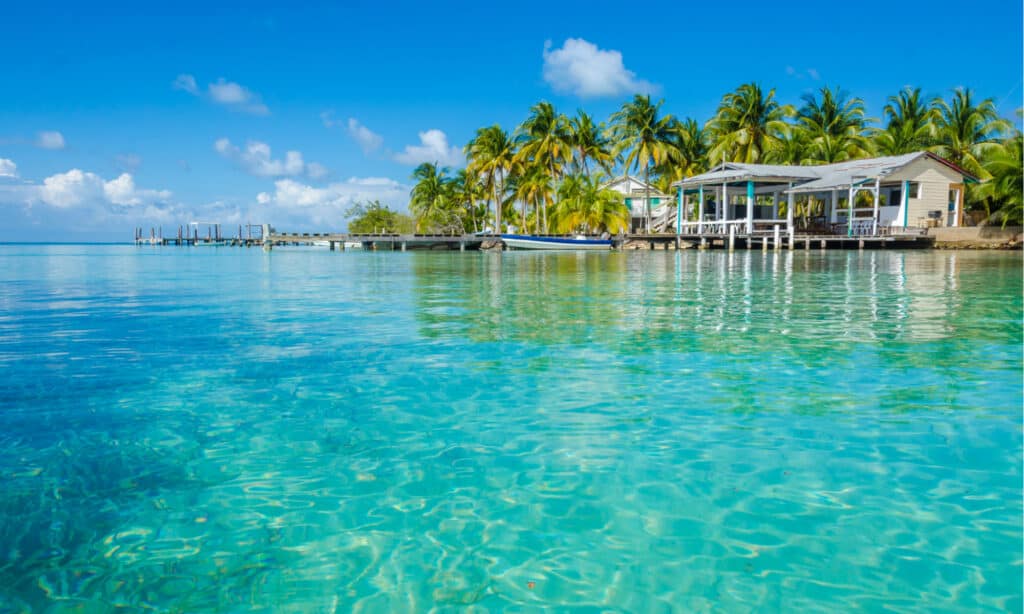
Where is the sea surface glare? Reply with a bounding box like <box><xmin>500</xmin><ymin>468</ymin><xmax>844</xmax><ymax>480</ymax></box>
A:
<box><xmin>0</xmin><ymin>245</ymin><xmax>1021</xmax><ymax>612</ymax></box>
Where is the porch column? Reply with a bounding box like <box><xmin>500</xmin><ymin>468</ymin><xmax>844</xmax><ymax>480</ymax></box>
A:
<box><xmin>786</xmin><ymin>183</ymin><xmax>794</xmax><ymax>234</ymax></box>
<box><xmin>721</xmin><ymin>182</ymin><xmax>728</xmax><ymax>224</ymax></box>
<box><xmin>697</xmin><ymin>185</ymin><xmax>705</xmax><ymax>234</ymax></box>
<box><xmin>847</xmin><ymin>185</ymin><xmax>855</xmax><ymax>237</ymax></box>
<box><xmin>676</xmin><ymin>186</ymin><xmax>683</xmax><ymax>235</ymax></box>
<box><xmin>830</xmin><ymin>188</ymin><xmax>839</xmax><ymax>224</ymax></box>
<box><xmin>872</xmin><ymin>178</ymin><xmax>880</xmax><ymax>235</ymax></box>
<box><xmin>901</xmin><ymin>180</ymin><xmax>910</xmax><ymax>228</ymax></box>
<box><xmin>746</xmin><ymin>180</ymin><xmax>754</xmax><ymax>235</ymax></box>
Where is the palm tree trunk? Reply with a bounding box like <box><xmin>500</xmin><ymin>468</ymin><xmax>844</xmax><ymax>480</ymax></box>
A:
<box><xmin>643</xmin><ymin>163</ymin><xmax>651</xmax><ymax>233</ymax></box>
<box><xmin>496</xmin><ymin>169</ymin><xmax>504</xmax><ymax>233</ymax></box>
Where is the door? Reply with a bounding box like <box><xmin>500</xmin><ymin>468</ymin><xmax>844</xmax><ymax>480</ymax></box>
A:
<box><xmin>948</xmin><ymin>183</ymin><xmax>964</xmax><ymax>227</ymax></box>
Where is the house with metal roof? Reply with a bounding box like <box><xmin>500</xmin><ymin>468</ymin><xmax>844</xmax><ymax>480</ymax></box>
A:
<box><xmin>671</xmin><ymin>152</ymin><xmax>977</xmax><ymax>238</ymax></box>
<box><xmin>602</xmin><ymin>175</ymin><xmax>672</xmax><ymax>232</ymax></box>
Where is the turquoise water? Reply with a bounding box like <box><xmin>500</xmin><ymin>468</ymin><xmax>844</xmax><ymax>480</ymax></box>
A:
<box><xmin>0</xmin><ymin>245</ymin><xmax>1020</xmax><ymax>612</ymax></box>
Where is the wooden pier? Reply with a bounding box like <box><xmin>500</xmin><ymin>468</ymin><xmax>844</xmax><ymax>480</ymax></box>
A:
<box><xmin>134</xmin><ymin>222</ymin><xmax>935</xmax><ymax>251</ymax></box>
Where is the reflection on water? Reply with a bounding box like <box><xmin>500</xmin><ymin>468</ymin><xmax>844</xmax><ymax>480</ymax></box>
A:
<box><xmin>0</xmin><ymin>246</ymin><xmax>1020</xmax><ymax>612</ymax></box>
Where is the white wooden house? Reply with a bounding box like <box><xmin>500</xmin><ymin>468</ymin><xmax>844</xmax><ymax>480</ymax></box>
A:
<box><xmin>673</xmin><ymin>152</ymin><xmax>977</xmax><ymax>237</ymax></box>
<box><xmin>602</xmin><ymin>175</ymin><xmax>672</xmax><ymax>232</ymax></box>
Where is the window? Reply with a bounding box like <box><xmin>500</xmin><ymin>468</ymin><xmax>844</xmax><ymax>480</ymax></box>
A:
<box><xmin>908</xmin><ymin>182</ymin><xmax>922</xmax><ymax>199</ymax></box>
<box><xmin>624</xmin><ymin>198</ymin><xmax>632</xmax><ymax>207</ymax></box>
<box><xmin>651</xmin><ymin>198</ymin><xmax>660</xmax><ymax>205</ymax></box>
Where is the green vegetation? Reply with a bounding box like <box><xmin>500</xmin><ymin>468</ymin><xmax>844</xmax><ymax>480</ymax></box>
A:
<box><xmin>404</xmin><ymin>84</ymin><xmax>1022</xmax><ymax>233</ymax></box>
<box><xmin>344</xmin><ymin>200</ymin><xmax>415</xmax><ymax>234</ymax></box>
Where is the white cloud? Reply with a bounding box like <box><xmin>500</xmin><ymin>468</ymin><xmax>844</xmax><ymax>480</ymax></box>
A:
<box><xmin>38</xmin><ymin>169</ymin><xmax>171</xmax><ymax>208</ymax></box>
<box><xmin>214</xmin><ymin>138</ymin><xmax>326</xmax><ymax>179</ymax></box>
<box><xmin>254</xmin><ymin>177</ymin><xmax>408</xmax><ymax>226</ymax></box>
<box><xmin>0</xmin><ymin>159</ymin><xmax>17</xmax><ymax>178</ymax></box>
<box><xmin>306</xmin><ymin>162</ymin><xmax>329</xmax><ymax>180</ymax></box>
<box><xmin>541</xmin><ymin>38</ymin><xmax>656</xmax><ymax>98</ymax></box>
<box><xmin>807</xmin><ymin>68</ymin><xmax>820</xmax><ymax>80</ymax></box>
<box><xmin>36</xmin><ymin>131</ymin><xmax>65</xmax><ymax>150</ymax></box>
<box><xmin>347</xmin><ymin>118</ymin><xmax>384</xmax><ymax>154</ymax></box>
<box><xmin>392</xmin><ymin>129</ymin><xmax>463</xmax><ymax>166</ymax></box>
<box><xmin>208</xmin><ymin>79</ymin><xmax>269</xmax><ymax>115</ymax></box>
<box><xmin>40</xmin><ymin>169</ymin><xmax>104</xmax><ymax>207</ymax></box>
<box><xmin>174</xmin><ymin>74</ymin><xmax>270</xmax><ymax>115</ymax></box>
<box><xmin>172</xmin><ymin>73</ymin><xmax>199</xmax><ymax>94</ymax></box>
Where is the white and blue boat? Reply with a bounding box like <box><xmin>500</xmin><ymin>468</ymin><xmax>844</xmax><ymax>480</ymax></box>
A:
<box><xmin>500</xmin><ymin>234</ymin><xmax>612</xmax><ymax>251</ymax></box>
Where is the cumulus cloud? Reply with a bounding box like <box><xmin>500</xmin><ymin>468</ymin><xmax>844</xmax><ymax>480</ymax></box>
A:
<box><xmin>347</xmin><ymin>118</ymin><xmax>384</xmax><ymax>154</ymax></box>
<box><xmin>254</xmin><ymin>177</ymin><xmax>408</xmax><ymax>227</ymax></box>
<box><xmin>0</xmin><ymin>158</ymin><xmax>17</xmax><ymax>178</ymax></box>
<box><xmin>36</xmin><ymin>131</ymin><xmax>66</xmax><ymax>150</ymax></box>
<box><xmin>392</xmin><ymin>129</ymin><xmax>463</xmax><ymax>166</ymax></box>
<box><xmin>38</xmin><ymin>169</ymin><xmax>171</xmax><ymax>208</ymax></box>
<box><xmin>214</xmin><ymin>138</ymin><xmax>326</xmax><ymax>179</ymax></box>
<box><xmin>542</xmin><ymin>38</ymin><xmax>656</xmax><ymax>98</ymax></box>
<box><xmin>174</xmin><ymin>74</ymin><xmax>270</xmax><ymax>115</ymax></box>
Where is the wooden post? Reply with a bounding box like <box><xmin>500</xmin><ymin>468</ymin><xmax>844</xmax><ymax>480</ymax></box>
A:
<box><xmin>804</xmin><ymin>238</ymin><xmax>810</xmax><ymax>251</ymax></box>
<box><xmin>773</xmin><ymin>225</ymin><xmax>780</xmax><ymax>251</ymax></box>
<box><xmin>858</xmin><ymin>239</ymin><xmax>865</xmax><ymax>250</ymax></box>
<box><xmin>728</xmin><ymin>225</ymin><xmax>735</xmax><ymax>251</ymax></box>
<box><xmin>820</xmin><ymin>239</ymin><xmax>827</xmax><ymax>250</ymax></box>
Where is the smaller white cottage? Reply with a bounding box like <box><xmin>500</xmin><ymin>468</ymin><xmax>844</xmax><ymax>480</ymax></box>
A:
<box><xmin>602</xmin><ymin>175</ymin><xmax>672</xmax><ymax>232</ymax></box>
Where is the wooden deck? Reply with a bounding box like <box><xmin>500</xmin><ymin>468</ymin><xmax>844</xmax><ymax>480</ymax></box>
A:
<box><xmin>135</xmin><ymin>228</ymin><xmax>935</xmax><ymax>251</ymax></box>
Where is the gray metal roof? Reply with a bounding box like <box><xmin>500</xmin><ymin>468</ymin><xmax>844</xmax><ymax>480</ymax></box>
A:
<box><xmin>672</xmin><ymin>152</ymin><xmax>971</xmax><ymax>192</ymax></box>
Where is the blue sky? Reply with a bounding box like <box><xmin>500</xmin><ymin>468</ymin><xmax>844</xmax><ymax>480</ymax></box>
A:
<box><xmin>1</xmin><ymin>0</ymin><xmax>1021</xmax><ymax>241</ymax></box>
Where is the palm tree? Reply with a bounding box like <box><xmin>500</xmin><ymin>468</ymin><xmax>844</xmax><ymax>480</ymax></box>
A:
<box><xmin>706</xmin><ymin>82</ymin><xmax>792</xmax><ymax>164</ymax></box>
<box><xmin>513</xmin><ymin>162</ymin><xmax>551</xmax><ymax>233</ymax></box>
<box><xmin>873</xmin><ymin>87</ymin><xmax>937</xmax><ymax>155</ymax></box>
<box><xmin>466</xmin><ymin>125</ymin><xmax>516</xmax><ymax>232</ymax></box>
<box><xmin>514</xmin><ymin>102</ymin><xmax>570</xmax><ymax>233</ymax></box>
<box><xmin>930</xmin><ymin>88</ymin><xmax>1011</xmax><ymax>179</ymax></box>
<box><xmin>450</xmin><ymin>168</ymin><xmax>486</xmax><ymax>232</ymax></box>
<box><xmin>655</xmin><ymin>118</ymin><xmax>708</xmax><ymax>188</ymax></box>
<box><xmin>409</xmin><ymin>163</ymin><xmax>452</xmax><ymax>232</ymax></box>
<box><xmin>796</xmin><ymin>86</ymin><xmax>872</xmax><ymax>163</ymax></box>
<box><xmin>567</xmin><ymin>110</ymin><xmax>615</xmax><ymax>177</ymax></box>
<box><xmin>550</xmin><ymin>174</ymin><xmax>629</xmax><ymax>234</ymax></box>
<box><xmin>609</xmin><ymin>94</ymin><xmax>678</xmax><ymax>232</ymax></box>
<box><xmin>977</xmin><ymin>132</ymin><xmax>1023</xmax><ymax>226</ymax></box>
<box><xmin>770</xmin><ymin>129</ymin><xmax>812</xmax><ymax>165</ymax></box>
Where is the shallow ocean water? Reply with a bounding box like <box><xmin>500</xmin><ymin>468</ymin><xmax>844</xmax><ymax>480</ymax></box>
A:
<box><xmin>0</xmin><ymin>244</ymin><xmax>1020</xmax><ymax>612</ymax></box>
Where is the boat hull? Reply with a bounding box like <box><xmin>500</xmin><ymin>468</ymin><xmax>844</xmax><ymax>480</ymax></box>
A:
<box><xmin>500</xmin><ymin>234</ymin><xmax>612</xmax><ymax>251</ymax></box>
